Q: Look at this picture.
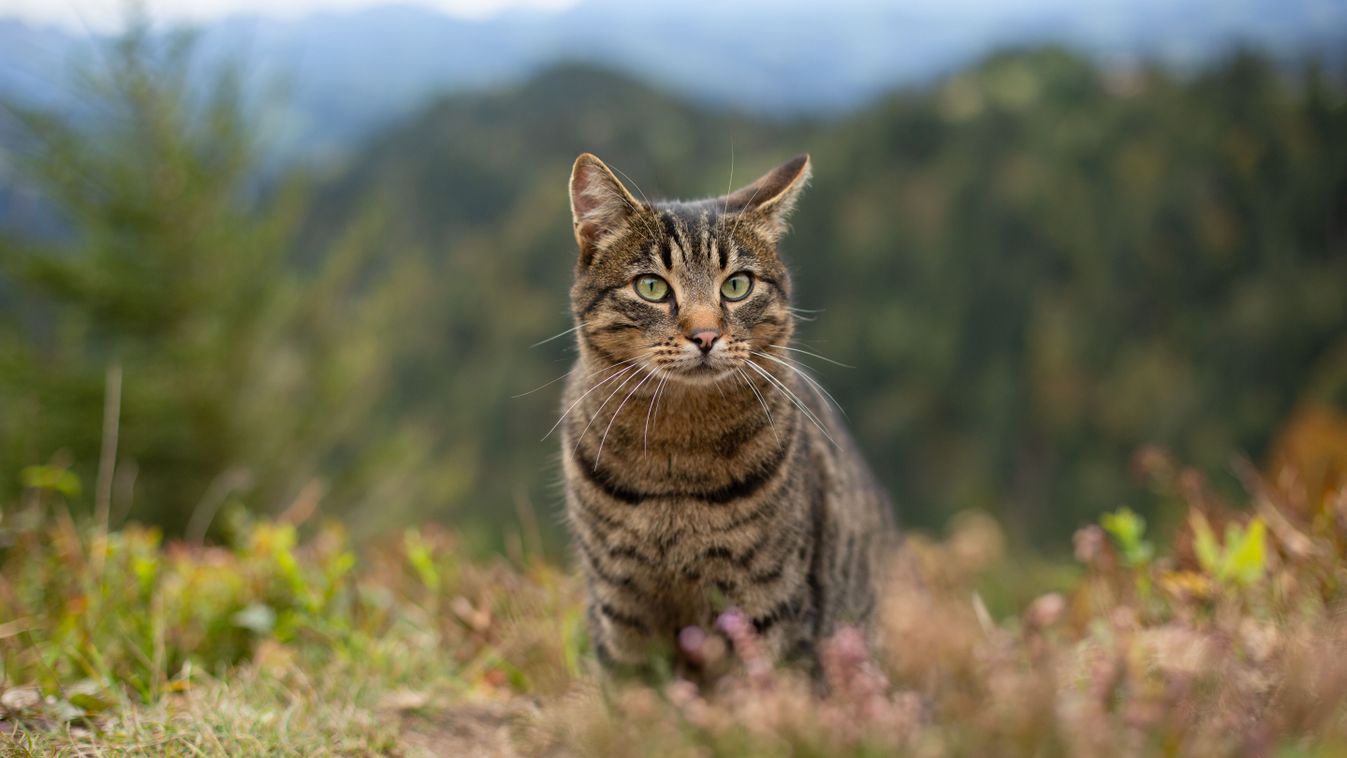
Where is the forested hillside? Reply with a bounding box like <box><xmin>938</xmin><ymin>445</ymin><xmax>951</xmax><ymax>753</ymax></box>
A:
<box><xmin>3</xmin><ymin>37</ymin><xmax>1345</xmax><ymax>549</ymax></box>
<box><xmin>302</xmin><ymin>50</ymin><xmax>1347</xmax><ymax>545</ymax></box>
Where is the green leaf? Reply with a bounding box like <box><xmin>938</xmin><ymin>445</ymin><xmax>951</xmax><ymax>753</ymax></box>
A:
<box><xmin>500</xmin><ymin>660</ymin><xmax>531</xmax><ymax>693</ymax></box>
<box><xmin>68</xmin><ymin>691</ymin><xmax>114</xmax><ymax>715</ymax></box>
<box><xmin>1189</xmin><ymin>512</ymin><xmax>1267</xmax><ymax>587</ymax></box>
<box><xmin>20</xmin><ymin>465</ymin><xmax>82</xmax><ymax>498</ymax></box>
<box><xmin>404</xmin><ymin>529</ymin><xmax>441</xmax><ymax>592</ymax></box>
<box><xmin>1226</xmin><ymin>518</ymin><xmax>1267</xmax><ymax>586</ymax></box>
<box><xmin>1189</xmin><ymin>511</ymin><xmax>1221</xmax><ymax>575</ymax></box>
<box><xmin>1101</xmin><ymin>507</ymin><xmax>1153</xmax><ymax>567</ymax></box>
<box><xmin>1101</xmin><ymin>508</ymin><xmax>1144</xmax><ymax>546</ymax></box>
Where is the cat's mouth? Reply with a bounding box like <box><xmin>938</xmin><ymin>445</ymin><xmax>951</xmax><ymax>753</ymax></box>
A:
<box><xmin>661</xmin><ymin>351</ymin><xmax>741</xmax><ymax>384</ymax></box>
<box><xmin>666</xmin><ymin>364</ymin><xmax>736</xmax><ymax>386</ymax></box>
<box><xmin>645</xmin><ymin>337</ymin><xmax>749</xmax><ymax>384</ymax></box>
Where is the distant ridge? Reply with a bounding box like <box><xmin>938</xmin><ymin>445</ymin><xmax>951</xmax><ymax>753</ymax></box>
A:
<box><xmin>1</xmin><ymin>0</ymin><xmax>1344</xmax><ymax>164</ymax></box>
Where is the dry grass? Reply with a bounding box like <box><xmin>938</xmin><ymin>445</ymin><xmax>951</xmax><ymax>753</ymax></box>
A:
<box><xmin>3</xmin><ymin>450</ymin><xmax>1347</xmax><ymax>756</ymax></box>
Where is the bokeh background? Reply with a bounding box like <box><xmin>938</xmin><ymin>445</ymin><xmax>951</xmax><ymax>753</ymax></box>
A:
<box><xmin>2</xmin><ymin>0</ymin><xmax>1345</xmax><ymax>557</ymax></box>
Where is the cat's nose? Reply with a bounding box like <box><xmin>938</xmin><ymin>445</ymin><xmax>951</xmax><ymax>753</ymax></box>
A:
<box><xmin>687</xmin><ymin>329</ymin><xmax>721</xmax><ymax>353</ymax></box>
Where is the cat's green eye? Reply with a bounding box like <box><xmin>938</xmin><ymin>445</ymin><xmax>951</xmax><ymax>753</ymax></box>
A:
<box><xmin>634</xmin><ymin>275</ymin><xmax>671</xmax><ymax>302</ymax></box>
<box><xmin>721</xmin><ymin>272</ymin><xmax>753</xmax><ymax>301</ymax></box>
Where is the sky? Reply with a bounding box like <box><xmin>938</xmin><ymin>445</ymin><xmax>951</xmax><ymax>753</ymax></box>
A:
<box><xmin>0</xmin><ymin>0</ymin><xmax>582</xmax><ymax>29</ymax></box>
<box><xmin>0</xmin><ymin>0</ymin><xmax>1100</xmax><ymax>31</ymax></box>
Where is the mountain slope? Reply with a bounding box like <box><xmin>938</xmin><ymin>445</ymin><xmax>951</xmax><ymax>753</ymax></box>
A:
<box><xmin>305</xmin><ymin>53</ymin><xmax>1347</xmax><ymax>543</ymax></box>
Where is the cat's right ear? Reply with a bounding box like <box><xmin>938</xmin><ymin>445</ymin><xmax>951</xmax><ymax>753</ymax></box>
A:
<box><xmin>570</xmin><ymin>153</ymin><xmax>643</xmax><ymax>266</ymax></box>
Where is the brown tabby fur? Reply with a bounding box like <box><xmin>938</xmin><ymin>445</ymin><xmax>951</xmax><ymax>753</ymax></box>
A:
<box><xmin>560</xmin><ymin>152</ymin><xmax>898</xmax><ymax>672</ymax></box>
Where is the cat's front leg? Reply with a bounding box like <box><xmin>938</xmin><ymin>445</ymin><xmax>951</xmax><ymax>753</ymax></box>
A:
<box><xmin>586</xmin><ymin>594</ymin><xmax>666</xmax><ymax>676</ymax></box>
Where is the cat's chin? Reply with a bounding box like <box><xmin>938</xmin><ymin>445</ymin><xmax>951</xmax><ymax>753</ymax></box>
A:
<box><xmin>663</xmin><ymin>363</ymin><xmax>737</xmax><ymax>386</ymax></box>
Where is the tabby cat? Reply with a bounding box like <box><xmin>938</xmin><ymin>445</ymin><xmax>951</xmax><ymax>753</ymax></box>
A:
<box><xmin>560</xmin><ymin>152</ymin><xmax>898</xmax><ymax>671</ymax></box>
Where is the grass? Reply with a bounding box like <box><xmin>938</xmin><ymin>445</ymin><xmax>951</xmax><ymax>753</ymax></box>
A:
<box><xmin>3</xmin><ymin>449</ymin><xmax>1346</xmax><ymax>756</ymax></box>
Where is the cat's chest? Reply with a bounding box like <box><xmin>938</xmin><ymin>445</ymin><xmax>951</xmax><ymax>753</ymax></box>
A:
<box><xmin>592</xmin><ymin>462</ymin><xmax>809</xmax><ymax>575</ymax></box>
<box><xmin>610</xmin><ymin>502</ymin><xmax>792</xmax><ymax>611</ymax></box>
<box><xmin>572</xmin><ymin>399</ymin><xmax>796</xmax><ymax>496</ymax></box>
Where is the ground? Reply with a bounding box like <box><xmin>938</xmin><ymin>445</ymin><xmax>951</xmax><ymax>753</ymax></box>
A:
<box><xmin>3</xmin><ymin>456</ymin><xmax>1347</xmax><ymax>755</ymax></box>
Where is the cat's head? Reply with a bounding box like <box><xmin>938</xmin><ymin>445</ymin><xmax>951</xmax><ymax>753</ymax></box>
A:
<box><xmin>567</xmin><ymin>153</ymin><xmax>810</xmax><ymax>383</ymax></box>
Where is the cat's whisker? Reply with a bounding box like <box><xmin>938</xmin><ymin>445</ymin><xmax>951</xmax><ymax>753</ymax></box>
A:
<box><xmin>597</xmin><ymin>367</ymin><xmax>659</xmax><ymax>467</ymax></box>
<box><xmin>643</xmin><ymin>373</ymin><xmax>669</xmax><ymax>453</ymax></box>
<box><xmin>531</xmin><ymin>323</ymin><xmax>585</xmax><ymax>348</ymax></box>
<box><xmin>767</xmin><ymin>343</ymin><xmax>854</xmax><ymax>368</ymax></box>
<box><xmin>542</xmin><ymin>361</ymin><xmax>637</xmax><ymax>441</ymax></box>
<box><xmin>744</xmin><ymin>359</ymin><xmax>836</xmax><ymax>446</ymax></box>
<box><xmin>610</xmin><ymin>164</ymin><xmax>653</xmax><ymax>208</ymax></box>
<box><xmin>514</xmin><ymin>354</ymin><xmax>618</xmax><ymax>399</ymax></box>
<box><xmin>572</xmin><ymin>358</ymin><xmax>651</xmax><ymax>452</ymax></box>
<box><xmin>651</xmin><ymin>369</ymin><xmax>671</xmax><ymax>432</ymax></box>
<box><xmin>512</xmin><ymin>370</ymin><xmax>570</xmax><ymax>399</ymax></box>
<box><xmin>735</xmin><ymin>366</ymin><xmax>780</xmax><ymax>445</ymax></box>
<box><xmin>752</xmin><ymin>350</ymin><xmax>847</xmax><ymax>417</ymax></box>
<box><xmin>722</xmin><ymin>138</ymin><xmax>735</xmax><ymax>216</ymax></box>
<box><xmin>559</xmin><ymin>358</ymin><xmax>636</xmax><ymax>401</ymax></box>
<box><xmin>759</xmin><ymin>347</ymin><xmax>840</xmax><ymax>403</ymax></box>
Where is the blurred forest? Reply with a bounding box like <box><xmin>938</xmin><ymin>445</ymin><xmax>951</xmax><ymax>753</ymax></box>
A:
<box><xmin>2</xmin><ymin>29</ymin><xmax>1345</xmax><ymax>553</ymax></box>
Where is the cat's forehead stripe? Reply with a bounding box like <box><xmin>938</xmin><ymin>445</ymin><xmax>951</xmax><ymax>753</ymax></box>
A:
<box><xmin>656</xmin><ymin>237</ymin><xmax>672</xmax><ymax>271</ymax></box>
<box><xmin>655</xmin><ymin>205</ymin><xmax>741</xmax><ymax>271</ymax></box>
<box><xmin>698</xmin><ymin>211</ymin><xmax>710</xmax><ymax>265</ymax></box>
<box><xmin>657</xmin><ymin>212</ymin><xmax>684</xmax><ymax>271</ymax></box>
<box><xmin>655</xmin><ymin>214</ymin><xmax>674</xmax><ymax>270</ymax></box>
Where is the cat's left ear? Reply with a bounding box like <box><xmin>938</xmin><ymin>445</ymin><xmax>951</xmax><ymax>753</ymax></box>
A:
<box><xmin>722</xmin><ymin>154</ymin><xmax>812</xmax><ymax>242</ymax></box>
<box><xmin>570</xmin><ymin>153</ymin><xmax>644</xmax><ymax>266</ymax></box>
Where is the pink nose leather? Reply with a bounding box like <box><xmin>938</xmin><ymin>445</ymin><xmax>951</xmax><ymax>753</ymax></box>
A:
<box><xmin>689</xmin><ymin>330</ymin><xmax>720</xmax><ymax>353</ymax></box>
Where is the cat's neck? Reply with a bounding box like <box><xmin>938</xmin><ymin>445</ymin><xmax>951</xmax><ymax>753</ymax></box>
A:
<box><xmin>570</xmin><ymin>352</ymin><xmax>798</xmax><ymax>450</ymax></box>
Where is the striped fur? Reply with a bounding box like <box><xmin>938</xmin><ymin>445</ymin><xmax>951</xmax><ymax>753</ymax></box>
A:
<box><xmin>562</xmin><ymin>153</ymin><xmax>898</xmax><ymax>671</ymax></box>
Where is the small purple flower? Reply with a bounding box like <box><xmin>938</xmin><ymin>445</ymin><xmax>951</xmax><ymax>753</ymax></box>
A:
<box><xmin>717</xmin><ymin>608</ymin><xmax>772</xmax><ymax>683</ymax></box>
